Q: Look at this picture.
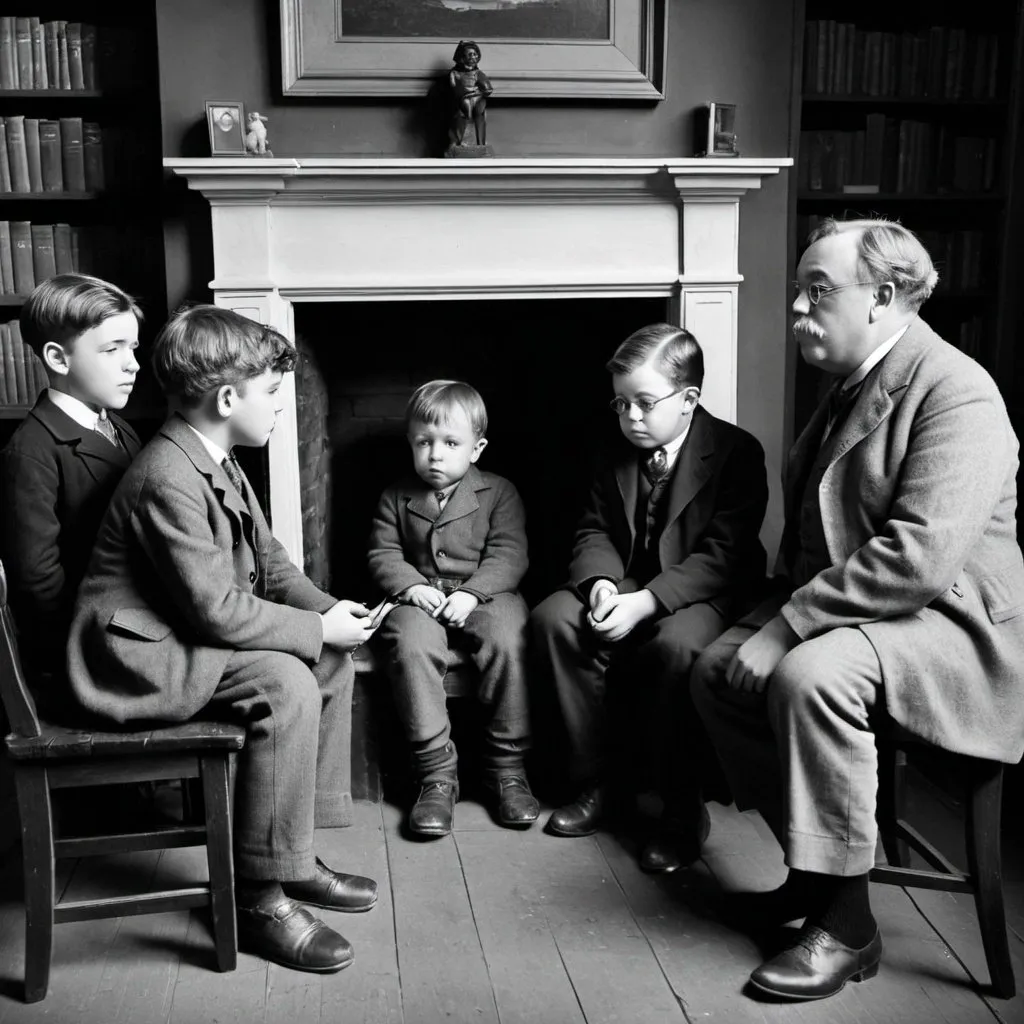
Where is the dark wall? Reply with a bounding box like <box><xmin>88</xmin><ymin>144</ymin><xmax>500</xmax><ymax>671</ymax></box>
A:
<box><xmin>155</xmin><ymin>0</ymin><xmax>797</xmax><ymax>550</ymax></box>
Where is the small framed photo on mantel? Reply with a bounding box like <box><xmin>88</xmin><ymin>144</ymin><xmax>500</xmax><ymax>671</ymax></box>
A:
<box><xmin>694</xmin><ymin>102</ymin><xmax>739</xmax><ymax>158</ymax></box>
<box><xmin>205</xmin><ymin>101</ymin><xmax>246</xmax><ymax>155</ymax></box>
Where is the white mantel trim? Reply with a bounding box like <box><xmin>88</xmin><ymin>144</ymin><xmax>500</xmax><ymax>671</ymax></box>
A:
<box><xmin>166</xmin><ymin>156</ymin><xmax>791</xmax><ymax>567</ymax></box>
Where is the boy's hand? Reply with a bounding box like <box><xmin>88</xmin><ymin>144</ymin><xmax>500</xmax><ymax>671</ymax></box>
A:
<box><xmin>401</xmin><ymin>584</ymin><xmax>445</xmax><ymax>614</ymax></box>
<box><xmin>589</xmin><ymin>580</ymin><xmax>618</xmax><ymax>621</ymax></box>
<box><xmin>320</xmin><ymin>599</ymin><xmax>374</xmax><ymax>650</ymax></box>
<box><xmin>725</xmin><ymin>615</ymin><xmax>800</xmax><ymax>694</ymax></box>
<box><xmin>435</xmin><ymin>590</ymin><xmax>479</xmax><ymax>628</ymax></box>
<box><xmin>588</xmin><ymin>589</ymin><xmax>658</xmax><ymax>642</ymax></box>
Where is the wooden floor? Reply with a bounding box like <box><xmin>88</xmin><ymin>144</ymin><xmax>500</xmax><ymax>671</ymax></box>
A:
<box><xmin>0</xmin><ymin>781</ymin><xmax>1023</xmax><ymax>1024</ymax></box>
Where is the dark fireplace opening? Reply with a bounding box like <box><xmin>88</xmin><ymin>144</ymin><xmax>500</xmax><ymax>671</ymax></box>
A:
<box><xmin>293</xmin><ymin>297</ymin><xmax>667</xmax><ymax>606</ymax></box>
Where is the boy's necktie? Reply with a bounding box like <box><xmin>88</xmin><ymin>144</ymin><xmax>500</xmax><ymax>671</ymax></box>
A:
<box><xmin>435</xmin><ymin>490</ymin><xmax>448</xmax><ymax>512</ymax></box>
<box><xmin>94</xmin><ymin>409</ymin><xmax>121</xmax><ymax>449</ymax></box>
<box><xmin>222</xmin><ymin>455</ymin><xmax>247</xmax><ymax>499</ymax></box>
<box><xmin>642</xmin><ymin>446</ymin><xmax>669</xmax><ymax>484</ymax></box>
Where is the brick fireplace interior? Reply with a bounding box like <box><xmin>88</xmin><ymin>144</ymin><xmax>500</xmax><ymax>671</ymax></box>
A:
<box><xmin>292</xmin><ymin>296</ymin><xmax>667</xmax><ymax>606</ymax></box>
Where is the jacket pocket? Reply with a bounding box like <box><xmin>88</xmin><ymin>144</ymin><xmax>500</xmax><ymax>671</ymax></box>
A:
<box><xmin>978</xmin><ymin>567</ymin><xmax>1024</xmax><ymax>624</ymax></box>
<box><xmin>107</xmin><ymin>607</ymin><xmax>172</xmax><ymax>641</ymax></box>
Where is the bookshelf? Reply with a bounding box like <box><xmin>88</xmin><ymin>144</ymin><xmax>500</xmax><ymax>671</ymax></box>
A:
<box><xmin>790</xmin><ymin>0</ymin><xmax>1024</xmax><ymax>434</ymax></box>
<box><xmin>0</xmin><ymin>5</ymin><xmax>166</xmax><ymax>424</ymax></box>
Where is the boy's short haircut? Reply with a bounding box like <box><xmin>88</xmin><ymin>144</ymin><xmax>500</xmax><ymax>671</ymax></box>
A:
<box><xmin>20</xmin><ymin>273</ymin><xmax>143</xmax><ymax>359</ymax></box>
<box><xmin>151</xmin><ymin>304</ymin><xmax>296</xmax><ymax>403</ymax></box>
<box><xmin>406</xmin><ymin>379</ymin><xmax>488</xmax><ymax>439</ymax></box>
<box><xmin>605</xmin><ymin>323</ymin><xmax>705</xmax><ymax>391</ymax></box>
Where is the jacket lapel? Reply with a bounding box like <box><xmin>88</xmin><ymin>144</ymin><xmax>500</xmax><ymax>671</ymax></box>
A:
<box><xmin>405</xmin><ymin>490</ymin><xmax>437</xmax><ymax>524</ymax></box>
<box><xmin>613</xmin><ymin>457</ymin><xmax>639</xmax><ymax>543</ymax></box>
<box><xmin>29</xmin><ymin>394</ymin><xmax>132</xmax><ymax>477</ymax></box>
<box><xmin>435</xmin><ymin>466</ymin><xmax>483</xmax><ymax>527</ymax></box>
<box><xmin>662</xmin><ymin>406</ymin><xmax>714</xmax><ymax>529</ymax></box>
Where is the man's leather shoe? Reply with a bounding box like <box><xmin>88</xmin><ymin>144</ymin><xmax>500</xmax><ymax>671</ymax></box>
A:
<box><xmin>639</xmin><ymin>804</ymin><xmax>711</xmax><ymax>874</ymax></box>
<box><xmin>282</xmin><ymin>857</ymin><xmax>378</xmax><ymax>912</ymax></box>
<box><xmin>491</xmin><ymin>775</ymin><xmax>540</xmax><ymax>828</ymax></box>
<box><xmin>409</xmin><ymin>779</ymin><xmax>458</xmax><ymax>836</ymax></box>
<box><xmin>545</xmin><ymin>786</ymin><xmax>603</xmax><ymax>837</ymax></box>
<box><xmin>238</xmin><ymin>896</ymin><xmax>354</xmax><ymax>973</ymax></box>
<box><xmin>748</xmin><ymin>925</ymin><xmax>883</xmax><ymax>1000</ymax></box>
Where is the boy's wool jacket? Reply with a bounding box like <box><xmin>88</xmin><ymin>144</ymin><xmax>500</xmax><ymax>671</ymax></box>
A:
<box><xmin>368</xmin><ymin>465</ymin><xmax>527</xmax><ymax>601</ymax></box>
<box><xmin>569</xmin><ymin>404</ymin><xmax>769</xmax><ymax>623</ymax></box>
<box><xmin>67</xmin><ymin>414</ymin><xmax>336</xmax><ymax>724</ymax></box>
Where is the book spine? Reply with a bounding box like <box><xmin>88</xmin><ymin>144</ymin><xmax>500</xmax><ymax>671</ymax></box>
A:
<box><xmin>69</xmin><ymin>225</ymin><xmax>80</xmax><ymax>272</ymax></box>
<box><xmin>81</xmin><ymin>24</ymin><xmax>97</xmax><ymax>90</ymax></box>
<box><xmin>0</xmin><ymin>220</ymin><xmax>12</xmax><ymax>293</ymax></box>
<box><xmin>39</xmin><ymin>119</ymin><xmax>63</xmax><ymax>192</ymax></box>
<box><xmin>6</xmin><ymin>116</ymin><xmax>31</xmax><ymax>194</ymax></box>
<box><xmin>44</xmin><ymin>21</ymin><xmax>58</xmax><ymax>89</ymax></box>
<box><xmin>83</xmin><ymin>122</ymin><xmax>104</xmax><ymax>191</ymax></box>
<box><xmin>29</xmin><ymin>17</ymin><xmax>43</xmax><ymax>90</ymax></box>
<box><xmin>0</xmin><ymin>324</ymin><xmax>14</xmax><ymax>403</ymax></box>
<box><xmin>57</xmin><ymin>21</ymin><xmax>70</xmax><ymax>90</ymax></box>
<box><xmin>14</xmin><ymin>18</ymin><xmax>31</xmax><ymax>91</ymax></box>
<box><xmin>31</xmin><ymin>224</ymin><xmax>56</xmax><ymax>283</ymax></box>
<box><xmin>24</xmin><ymin>118</ymin><xmax>42</xmax><ymax>193</ymax></box>
<box><xmin>52</xmin><ymin>222</ymin><xmax>73</xmax><ymax>274</ymax></box>
<box><xmin>0</xmin><ymin>120</ymin><xmax>10</xmax><ymax>193</ymax></box>
<box><xmin>66</xmin><ymin>23</ymin><xmax>84</xmax><ymax>90</ymax></box>
<box><xmin>28</xmin><ymin>345</ymin><xmax>46</xmax><ymax>401</ymax></box>
<box><xmin>59</xmin><ymin>117</ymin><xmax>85</xmax><ymax>192</ymax></box>
<box><xmin>10</xmin><ymin>220</ymin><xmax>34</xmax><ymax>295</ymax></box>
<box><xmin>12</xmin><ymin>320</ymin><xmax>27</xmax><ymax>403</ymax></box>
<box><xmin>0</xmin><ymin>18</ymin><xmax>14</xmax><ymax>89</ymax></box>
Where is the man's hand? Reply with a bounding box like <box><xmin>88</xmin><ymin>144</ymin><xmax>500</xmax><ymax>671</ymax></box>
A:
<box><xmin>725</xmin><ymin>615</ymin><xmax>801</xmax><ymax>693</ymax></box>
<box><xmin>588</xmin><ymin>589</ymin><xmax>658</xmax><ymax>643</ymax></box>
<box><xmin>589</xmin><ymin>579</ymin><xmax>618</xmax><ymax>621</ymax></box>
<box><xmin>401</xmin><ymin>584</ymin><xmax>445</xmax><ymax>614</ymax></box>
<box><xmin>320</xmin><ymin>599</ymin><xmax>374</xmax><ymax>650</ymax></box>
<box><xmin>435</xmin><ymin>590</ymin><xmax>479</xmax><ymax>628</ymax></box>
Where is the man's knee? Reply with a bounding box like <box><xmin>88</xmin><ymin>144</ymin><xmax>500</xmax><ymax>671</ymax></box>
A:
<box><xmin>530</xmin><ymin>589</ymin><xmax>583</xmax><ymax>644</ymax></box>
<box><xmin>251</xmin><ymin>651</ymin><xmax>321</xmax><ymax>727</ymax></box>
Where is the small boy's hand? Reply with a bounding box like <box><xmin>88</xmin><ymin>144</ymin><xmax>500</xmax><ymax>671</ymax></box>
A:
<box><xmin>402</xmin><ymin>584</ymin><xmax>445</xmax><ymax>614</ymax></box>
<box><xmin>321</xmin><ymin>599</ymin><xmax>374</xmax><ymax>650</ymax></box>
<box><xmin>435</xmin><ymin>590</ymin><xmax>479</xmax><ymax>628</ymax></box>
<box><xmin>588</xmin><ymin>590</ymin><xmax>658</xmax><ymax>642</ymax></box>
<box><xmin>589</xmin><ymin>580</ymin><xmax>618</xmax><ymax>622</ymax></box>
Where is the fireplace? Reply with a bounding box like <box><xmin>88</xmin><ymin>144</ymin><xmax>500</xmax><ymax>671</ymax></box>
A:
<box><xmin>164</xmin><ymin>156</ymin><xmax>790</xmax><ymax>569</ymax></box>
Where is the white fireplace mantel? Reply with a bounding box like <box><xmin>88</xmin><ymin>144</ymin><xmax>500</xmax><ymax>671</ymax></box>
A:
<box><xmin>165</xmin><ymin>156</ymin><xmax>791</xmax><ymax>567</ymax></box>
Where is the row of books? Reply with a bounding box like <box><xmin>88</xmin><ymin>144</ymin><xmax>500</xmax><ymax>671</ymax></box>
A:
<box><xmin>798</xmin><ymin>120</ymin><xmax>999</xmax><ymax>194</ymax></box>
<box><xmin>0</xmin><ymin>319</ymin><xmax>46</xmax><ymax>406</ymax></box>
<box><xmin>0</xmin><ymin>220</ymin><xmax>91</xmax><ymax>296</ymax></box>
<box><xmin>803</xmin><ymin>22</ymin><xmax>1000</xmax><ymax>101</ymax></box>
<box><xmin>0</xmin><ymin>115</ymin><xmax>103</xmax><ymax>193</ymax></box>
<box><xmin>0</xmin><ymin>18</ymin><xmax>97</xmax><ymax>91</ymax></box>
<box><xmin>796</xmin><ymin>216</ymin><xmax>986</xmax><ymax>293</ymax></box>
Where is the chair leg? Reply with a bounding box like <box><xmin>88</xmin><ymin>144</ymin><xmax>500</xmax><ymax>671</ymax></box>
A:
<box><xmin>201</xmin><ymin>753</ymin><xmax>237</xmax><ymax>972</ymax></box>
<box><xmin>877</xmin><ymin>745</ymin><xmax>910</xmax><ymax>868</ymax></box>
<box><xmin>15</xmin><ymin>767</ymin><xmax>55</xmax><ymax>1003</ymax></box>
<box><xmin>966</xmin><ymin>760</ymin><xmax>1015</xmax><ymax>999</ymax></box>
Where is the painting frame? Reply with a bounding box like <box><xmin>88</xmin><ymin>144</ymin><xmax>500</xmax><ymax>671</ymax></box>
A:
<box><xmin>205</xmin><ymin>101</ymin><xmax>247</xmax><ymax>155</ymax></box>
<box><xmin>280</xmin><ymin>0</ymin><xmax>667</xmax><ymax>99</ymax></box>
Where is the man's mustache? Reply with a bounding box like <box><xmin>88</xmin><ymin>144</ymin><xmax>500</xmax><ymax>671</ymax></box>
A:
<box><xmin>793</xmin><ymin>317</ymin><xmax>826</xmax><ymax>339</ymax></box>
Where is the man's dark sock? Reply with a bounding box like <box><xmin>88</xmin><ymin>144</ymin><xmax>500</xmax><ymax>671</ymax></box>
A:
<box><xmin>808</xmin><ymin>872</ymin><xmax>876</xmax><ymax>948</ymax></box>
<box><xmin>236</xmin><ymin>877</ymin><xmax>284</xmax><ymax>911</ymax></box>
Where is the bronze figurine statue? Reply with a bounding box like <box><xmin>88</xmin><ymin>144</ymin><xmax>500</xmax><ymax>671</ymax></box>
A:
<box><xmin>445</xmin><ymin>40</ymin><xmax>493</xmax><ymax>157</ymax></box>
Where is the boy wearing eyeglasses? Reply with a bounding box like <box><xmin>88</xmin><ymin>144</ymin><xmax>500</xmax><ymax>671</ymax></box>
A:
<box><xmin>530</xmin><ymin>323</ymin><xmax>768</xmax><ymax>871</ymax></box>
<box><xmin>367</xmin><ymin>380</ymin><xmax>537</xmax><ymax>838</ymax></box>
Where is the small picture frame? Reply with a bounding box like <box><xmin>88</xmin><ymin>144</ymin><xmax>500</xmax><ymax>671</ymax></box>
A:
<box><xmin>205</xmin><ymin>101</ymin><xmax>246</xmax><ymax>155</ymax></box>
<box><xmin>694</xmin><ymin>102</ymin><xmax>739</xmax><ymax>158</ymax></box>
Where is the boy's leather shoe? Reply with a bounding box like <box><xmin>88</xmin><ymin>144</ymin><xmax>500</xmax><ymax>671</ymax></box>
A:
<box><xmin>748</xmin><ymin>925</ymin><xmax>882</xmax><ymax>1000</ymax></box>
<box><xmin>545</xmin><ymin>785</ymin><xmax>604</xmax><ymax>837</ymax></box>
<box><xmin>639</xmin><ymin>804</ymin><xmax>711</xmax><ymax>874</ymax></box>
<box><xmin>409</xmin><ymin>780</ymin><xmax>458</xmax><ymax>836</ymax></box>
<box><xmin>282</xmin><ymin>857</ymin><xmax>378</xmax><ymax>912</ymax></box>
<box><xmin>237</xmin><ymin>895</ymin><xmax>354</xmax><ymax>973</ymax></box>
<box><xmin>491</xmin><ymin>775</ymin><xmax>540</xmax><ymax>828</ymax></box>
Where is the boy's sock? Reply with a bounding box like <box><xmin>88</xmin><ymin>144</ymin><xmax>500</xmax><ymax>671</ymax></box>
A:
<box><xmin>805</xmin><ymin>872</ymin><xmax>877</xmax><ymax>948</ymax></box>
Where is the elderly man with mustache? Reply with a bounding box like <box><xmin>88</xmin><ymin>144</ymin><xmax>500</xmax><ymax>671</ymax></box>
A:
<box><xmin>690</xmin><ymin>216</ymin><xmax>1024</xmax><ymax>1002</ymax></box>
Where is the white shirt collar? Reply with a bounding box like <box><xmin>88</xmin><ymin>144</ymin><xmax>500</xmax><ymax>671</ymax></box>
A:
<box><xmin>46</xmin><ymin>389</ymin><xmax>100</xmax><ymax>431</ymax></box>
<box><xmin>183</xmin><ymin>420</ymin><xmax>230</xmax><ymax>466</ymax></box>
<box><xmin>842</xmin><ymin>324</ymin><xmax>909</xmax><ymax>392</ymax></box>
<box><xmin>660</xmin><ymin>416</ymin><xmax>692</xmax><ymax>471</ymax></box>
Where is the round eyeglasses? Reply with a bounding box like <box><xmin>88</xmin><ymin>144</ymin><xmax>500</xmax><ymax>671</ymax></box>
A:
<box><xmin>793</xmin><ymin>280</ymin><xmax>875</xmax><ymax>306</ymax></box>
<box><xmin>609</xmin><ymin>390</ymin><xmax>683</xmax><ymax>416</ymax></box>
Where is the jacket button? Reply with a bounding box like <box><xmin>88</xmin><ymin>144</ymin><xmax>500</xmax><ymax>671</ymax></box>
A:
<box><xmin>249</xmin><ymin>571</ymin><xmax>257</xmax><ymax>583</ymax></box>
<box><xmin>437</xmin><ymin>551</ymin><xmax>446</xmax><ymax>559</ymax></box>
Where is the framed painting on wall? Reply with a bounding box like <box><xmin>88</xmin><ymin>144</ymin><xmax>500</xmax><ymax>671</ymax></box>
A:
<box><xmin>280</xmin><ymin>0</ymin><xmax>667</xmax><ymax>99</ymax></box>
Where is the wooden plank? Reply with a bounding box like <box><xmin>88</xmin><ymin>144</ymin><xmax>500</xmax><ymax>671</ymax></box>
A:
<box><xmin>454</xmin><ymin>828</ymin><xmax>587</xmax><ymax>1023</ymax></box>
<box><xmin>382</xmin><ymin>798</ymin><xmax>499</xmax><ymax>1023</ymax></box>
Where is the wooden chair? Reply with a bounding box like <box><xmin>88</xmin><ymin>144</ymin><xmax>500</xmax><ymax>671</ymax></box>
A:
<box><xmin>873</xmin><ymin>729</ymin><xmax>1015</xmax><ymax>998</ymax></box>
<box><xmin>0</xmin><ymin>559</ymin><xmax>245</xmax><ymax>1003</ymax></box>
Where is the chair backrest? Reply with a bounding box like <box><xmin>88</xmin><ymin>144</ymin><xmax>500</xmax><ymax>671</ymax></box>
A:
<box><xmin>0</xmin><ymin>559</ymin><xmax>42</xmax><ymax>739</ymax></box>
